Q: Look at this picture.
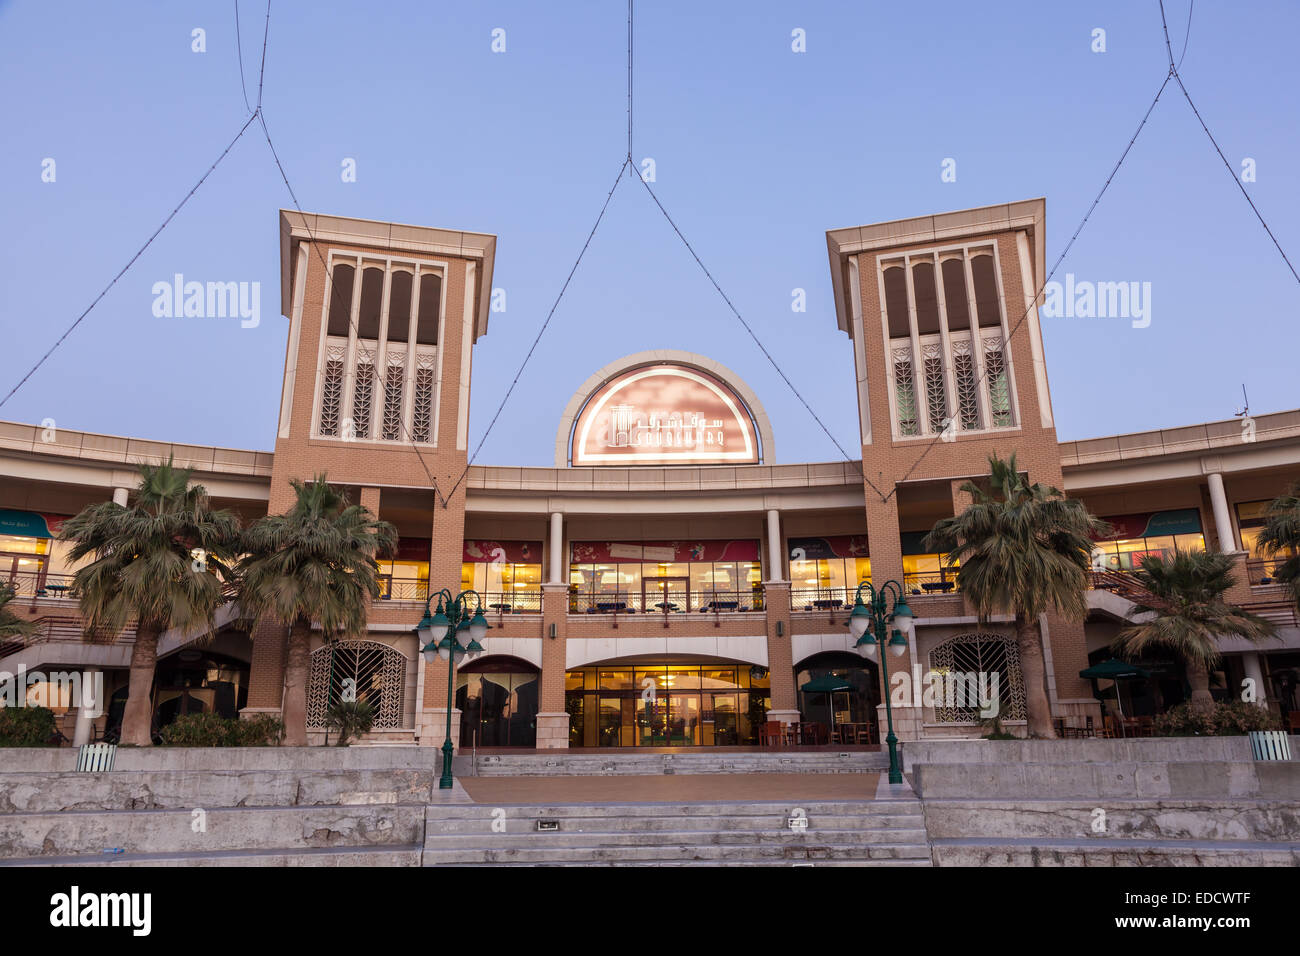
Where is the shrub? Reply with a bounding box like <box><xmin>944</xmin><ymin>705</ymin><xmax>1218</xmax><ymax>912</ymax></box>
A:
<box><xmin>325</xmin><ymin>700</ymin><xmax>374</xmax><ymax>747</ymax></box>
<box><xmin>0</xmin><ymin>706</ymin><xmax>59</xmax><ymax>746</ymax></box>
<box><xmin>159</xmin><ymin>712</ymin><xmax>284</xmax><ymax>747</ymax></box>
<box><xmin>1152</xmin><ymin>700</ymin><xmax>1283</xmax><ymax>737</ymax></box>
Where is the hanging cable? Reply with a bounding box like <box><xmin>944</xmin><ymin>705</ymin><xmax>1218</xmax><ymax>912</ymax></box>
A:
<box><xmin>0</xmin><ymin>111</ymin><xmax>261</xmax><ymax>413</ymax></box>
<box><xmin>445</xmin><ymin>157</ymin><xmax>633</xmax><ymax>503</ymax></box>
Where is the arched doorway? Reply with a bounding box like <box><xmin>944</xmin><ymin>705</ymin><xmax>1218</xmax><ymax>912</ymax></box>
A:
<box><xmin>795</xmin><ymin>652</ymin><xmax>880</xmax><ymax>742</ymax></box>
<box><xmin>456</xmin><ymin>656</ymin><xmax>539</xmax><ymax>747</ymax></box>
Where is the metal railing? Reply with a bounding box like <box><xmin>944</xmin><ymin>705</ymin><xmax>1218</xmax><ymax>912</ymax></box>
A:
<box><xmin>3</xmin><ymin>571</ymin><xmax>77</xmax><ymax>599</ymax></box>
<box><xmin>569</xmin><ymin>590</ymin><xmax>763</xmax><ymax>614</ymax></box>
<box><xmin>1247</xmin><ymin>559</ymin><xmax>1292</xmax><ymax>586</ymax></box>
<box><xmin>377</xmin><ymin>580</ymin><xmax>543</xmax><ymax>613</ymax></box>
<box><xmin>791</xmin><ymin>587</ymin><xmax>856</xmax><ymax>611</ymax></box>
<box><xmin>902</xmin><ymin>570</ymin><xmax>960</xmax><ymax>595</ymax></box>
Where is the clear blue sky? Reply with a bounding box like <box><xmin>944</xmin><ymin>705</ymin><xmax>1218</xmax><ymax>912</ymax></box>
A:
<box><xmin>2</xmin><ymin>1</ymin><xmax>1297</xmax><ymax>466</ymax></box>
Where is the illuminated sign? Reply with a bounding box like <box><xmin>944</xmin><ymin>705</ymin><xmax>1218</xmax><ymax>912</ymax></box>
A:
<box><xmin>570</xmin><ymin>364</ymin><xmax>761</xmax><ymax>466</ymax></box>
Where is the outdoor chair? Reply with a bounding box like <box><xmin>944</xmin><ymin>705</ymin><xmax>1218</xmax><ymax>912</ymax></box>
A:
<box><xmin>759</xmin><ymin>720</ymin><xmax>784</xmax><ymax>748</ymax></box>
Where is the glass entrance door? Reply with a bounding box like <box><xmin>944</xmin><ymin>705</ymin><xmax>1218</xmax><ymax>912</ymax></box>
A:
<box><xmin>643</xmin><ymin>577</ymin><xmax>690</xmax><ymax>613</ymax></box>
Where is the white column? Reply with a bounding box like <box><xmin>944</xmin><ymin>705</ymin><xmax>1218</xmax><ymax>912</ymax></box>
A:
<box><xmin>1207</xmin><ymin>473</ymin><xmax>1236</xmax><ymax>552</ymax></box>
<box><xmin>766</xmin><ymin>509</ymin><xmax>783</xmax><ymax>581</ymax></box>
<box><xmin>112</xmin><ymin>487</ymin><xmax>128</xmax><ymax>506</ymax></box>
<box><xmin>1242</xmin><ymin>652</ymin><xmax>1268</xmax><ymax>709</ymax></box>
<box><xmin>548</xmin><ymin>512</ymin><xmax>564</xmax><ymax>585</ymax></box>
<box><xmin>72</xmin><ymin>668</ymin><xmax>101</xmax><ymax>747</ymax></box>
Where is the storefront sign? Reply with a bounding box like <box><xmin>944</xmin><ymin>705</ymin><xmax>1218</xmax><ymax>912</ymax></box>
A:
<box><xmin>463</xmin><ymin>540</ymin><xmax>541</xmax><ymax>564</ymax></box>
<box><xmin>571</xmin><ymin>540</ymin><xmax>760</xmax><ymax>564</ymax></box>
<box><xmin>0</xmin><ymin>509</ymin><xmax>66</xmax><ymax>539</ymax></box>
<box><xmin>570</xmin><ymin>364</ymin><xmax>760</xmax><ymax>466</ymax></box>
<box><xmin>1097</xmin><ymin>508</ymin><xmax>1202</xmax><ymax>540</ymax></box>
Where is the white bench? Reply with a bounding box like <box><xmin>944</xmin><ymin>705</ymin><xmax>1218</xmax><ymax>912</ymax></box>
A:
<box><xmin>1248</xmin><ymin>730</ymin><xmax>1292</xmax><ymax>761</ymax></box>
<box><xmin>75</xmin><ymin>743</ymin><xmax>117</xmax><ymax>771</ymax></box>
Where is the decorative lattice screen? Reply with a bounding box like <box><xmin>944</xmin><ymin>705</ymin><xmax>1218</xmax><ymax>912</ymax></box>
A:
<box><xmin>307</xmin><ymin>640</ymin><xmax>408</xmax><ymax>729</ymax></box>
<box><xmin>928</xmin><ymin>632</ymin><xmax>1027</xmax><ymax>723</ymax></box>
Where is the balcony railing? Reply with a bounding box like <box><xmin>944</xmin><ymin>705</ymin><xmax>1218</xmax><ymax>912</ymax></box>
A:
<box><xmin>570</xmin><ymin>591</ymin><xmax>763</xmax><ymax>615</ymax></box>
<box><xmin>4</xmin><ymin>571</ymin><xmax>78</xmax><ymax>599</ymax></box>
<box><xmin>1247</xmin><ymin>559</ymin><xmax>1292</xmax><ymax>587</ymax></box>
<box><xmin>377</xmin><ymin>579</ymin><xmax>543</xmax><ymax>614</ymax></box>
<box><xmin>902</xmin><ymin>570</ymin><xmax>960</xmax><ymax>595</ymax></box>
<box><xmin>791</xmin><ymin>587</ymin><xmax>855</xmax><ymax>611</ymax></box>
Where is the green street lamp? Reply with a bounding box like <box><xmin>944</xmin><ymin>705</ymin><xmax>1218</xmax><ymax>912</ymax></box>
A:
<box><xmin>848</xmin><ymin>582</ymin><xmax>915</xmax><ymax>785</ymax></box>
<box><xmin>415</xmin><ymin>588</ymin><xmax>489</xmax><ymax>789</ymax></box>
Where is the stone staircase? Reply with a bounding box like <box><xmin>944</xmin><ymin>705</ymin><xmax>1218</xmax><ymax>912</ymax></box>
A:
<box><xmin>463</xmin><ymin>750</ymin><xmax>888</xmax><ymax>776</ymax></box>
<box><xmin>421</xmin><ymin>799</ymin><xmax>931</xmax><ymax>866</ymax></box>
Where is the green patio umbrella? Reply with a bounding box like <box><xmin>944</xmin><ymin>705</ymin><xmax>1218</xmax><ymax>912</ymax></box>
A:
<box><xmin>1079</xmin><ymin>659</ymin><xmax>1151</xmax><ymax>736</ymax></box>
<box><xmin>800</xmin><ymin>674</ymin><xmax>853</xmax><ymax>743</ymax></box>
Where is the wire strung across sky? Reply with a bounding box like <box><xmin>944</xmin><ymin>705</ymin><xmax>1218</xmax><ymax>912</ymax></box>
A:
<box><xmin>3</xmin><ymin>0</ymin><xmax>1296</xmax><ymax>509</ymax></box>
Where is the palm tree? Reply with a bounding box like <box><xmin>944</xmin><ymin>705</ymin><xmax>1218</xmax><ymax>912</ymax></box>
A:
<box><xmin>1255</xmin><ymin>483</ymin><xmax>1300</xmax><ymax>607</ymax></box>
<box><xmin>0</xmin><ymin>583</ymin><xmax>37</xmax><ymax>645</ymax></box>
<box><xmin>237</xmin><ymin>476</ymin><xmax>395</xmax><ymax>747</ymax></box>
<box><xmin>924</xmin><ymin>453</ymin><xmax>1107</xmax><ymax>738</ymax></box>
<box><xmin>59</xmin><ymin>459</ymin><xmax>239</xmax><ymax>746</ymax></box>
<box><xmin>1114</xmin><ymin>549</ymin><xmax>1275</xmax><ymax>713</ymax></box>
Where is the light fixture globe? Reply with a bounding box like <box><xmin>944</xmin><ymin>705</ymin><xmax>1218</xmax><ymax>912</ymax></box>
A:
<box><xmin>854</xmin><ymin>634</ymin><xmax>877</xmax><ymax>659</ymax></box>
<box><xmin>468</xmin><ymin>607</ymin><xmax>489</xmax><ymax>643</ymax></box>
<box><xmin>888</xmin><ymin>627</ymin><xmax>908</xmax><ymax>658</ymax></box>
<box><xmin>848</xmin><ymin>597</ymin><xmax>872</xmax><ymax>640</ymax></box>
<box><xmin>429</xmin><ymin>602</ymin><xmax>451</xmax><ymax>643</ymax></box>
<box><xmin>891</xmin><ymin>598</ymin><xmax>914</xmax><ymax>636</ymax></box>
<box><xmin>420</xmin><ymin>640</ymin><xmax>440</xmax><ymax>664</ymax></box>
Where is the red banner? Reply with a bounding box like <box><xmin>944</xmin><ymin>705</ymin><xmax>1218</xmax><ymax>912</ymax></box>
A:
<box><xmin>463</xmin><ymin>540</ymin><xmax>542</xmax><ymax>564</ymax></box>
<box><xmin>570</xmin><ymin>540</ymin><xmax>760</xmax><ymax>564</ymax></box>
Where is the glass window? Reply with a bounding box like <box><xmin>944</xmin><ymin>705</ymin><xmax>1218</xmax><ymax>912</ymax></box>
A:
<box><xmin>326</xmin><ymin>263</ymin><xmax>354</xmax><ymax>337</ymax></box>
<box><xmin>416</xmin><ymin>274</ymin><xmax>441</xmax><ymax>345</ymax></box>
<box><xmin>387</xmin><ymin>271</ymin><xmax>412</xmax><ymax>343</ymax></box>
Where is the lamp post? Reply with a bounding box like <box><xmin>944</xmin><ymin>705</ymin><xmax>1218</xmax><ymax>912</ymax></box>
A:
<box><xmin>848</xmin><ymin>581</ymin><xmax>914</xmax><ymax>785</ymax></box>
<box><xmin>415</xmin><ymin>588</ymin><xmax>489</xmax><ymax>789</ymax></box>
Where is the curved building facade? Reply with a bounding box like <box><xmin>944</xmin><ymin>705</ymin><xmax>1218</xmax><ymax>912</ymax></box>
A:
<box><xmin>2</xmin><ymin>201</ymin><xmax>1298</xmax><ymax>748</ymax></box>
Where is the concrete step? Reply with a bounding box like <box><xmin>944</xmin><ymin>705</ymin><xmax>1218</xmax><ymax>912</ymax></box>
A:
<box><xmin>0</xmin><ymin>804</ymin><xmax>426</xmax><ymax>859</ymax></box>
<box><xmin>931</xmin><ymin>837</ymin><xmax>1300</xmax><ymax>867</ymax></box>
<box><xmin>425</xmin><ymin>799</ymin><xmax>920</xmax><ymax>820</ymax></box>
<box><xmin>426</xmin><ymin>811</ymin><xmax>925</xmax><ymax>834</ymax></box>
<box><xmin>466</xmin><ymin>752</ymin><xmax>887</xmax><ymax>776</ymax></box>
<box><xmin>422</xmin><ymin>842</ymin><xmax>933</xmax><ymax>865</ymax></box>
<box><xmin>2</xmin><ymin>845</ymin><xmax>423</xmax><ymax>867</ymax></box>
<box><xmin>423</xmin><ymin>827</ymin><xmax>931</xmax><ymax>849</ymax></box>
<box><xmin>452</xmin><ymin>858</ymin><xmax>935</xmax><ymax>867</ymax></box>
<box><xmin>0</xmin><ymin>769</ymin><xmax>434</xmax><ymax>813</ymax></box>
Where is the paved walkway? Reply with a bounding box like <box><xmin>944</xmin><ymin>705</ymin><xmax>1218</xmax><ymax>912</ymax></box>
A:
<box><xmin>460</xmin><ymin>772</ymin><xmax>904</xmax><ymax>803</ymax></box>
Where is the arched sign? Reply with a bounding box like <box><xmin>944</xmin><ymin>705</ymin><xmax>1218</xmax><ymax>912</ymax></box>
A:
<box><xmin>570</xmin><ymin>363</ymin><xmax>762</xmax><ymax>466</ymax></box>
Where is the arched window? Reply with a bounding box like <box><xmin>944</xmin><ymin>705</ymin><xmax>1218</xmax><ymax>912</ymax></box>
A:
<box><xmin>357</xmin><ymin>267</ymin><xmax>384</xmax><ymax>339</ymax></box>
<box><xmin>927</xmin><ymin>632</ymin><xmax>1026</xmax><ymax>723</ymax></box>
<box><xmin>883</xmin><ymin>266</ymin><xmax>909</xmax><ymax>338</ymax></box>
<box><xmin>971</xmin><ymin>253</ymin><xmax>1002</xmax><ymax>328</ymax></box>
<box><xmin>327</xmin><ymin>263</ymin><xmax>354</xmax><ymax>337</ymax></box>
<box><xmin>416</xmin><ymin>274</ymin><xmax>441</xmax><ymax>345</ymax></box>
<box><xmin>306</xmin><ymin>640</ymin><xmax>408</xmax><ymax>730</ymax></box>
<box><xmin>387</xmin><ymin>271</ymin><xmax>413</xmax><ymax>343</ymax></box>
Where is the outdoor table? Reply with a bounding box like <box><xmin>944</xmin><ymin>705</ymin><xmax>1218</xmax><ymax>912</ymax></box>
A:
<box><xmin>812</xmin><ymin>599</ymin><xmax>843</xmax><ymax>610</ymax></box>
<box><xmin>45</xmin><ymin>584</ymin><xmax>71</xmax><ymax>596</ymax></box>
<box><xmin>920</xmin><ymin>581</ymin><xmax>955</xmax><ymax>593</ymax></box>
<box><xmin>654</xmin><ymin>602</ymin><xmax>679</xmax><ymax>612</ymax></box>
<box><xmin>595</xmin><ymin>602</ymin><xmax>629</xmax><ymax>613</ymax></box>
<box><xmin>489</xmin><ymin>603</ymin><xmax>512</xmax><ymax>614</ymax></box>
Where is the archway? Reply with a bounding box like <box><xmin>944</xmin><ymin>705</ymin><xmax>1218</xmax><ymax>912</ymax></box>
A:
<box><xmin>456</xmin><ymin>656</ymin><xmax>539</xmax><ymax>747</ymax></box>
<box><xmin>794</xmin><ymin>651</ymin><xmax>880</xmax><ymax>743</ymax></box>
